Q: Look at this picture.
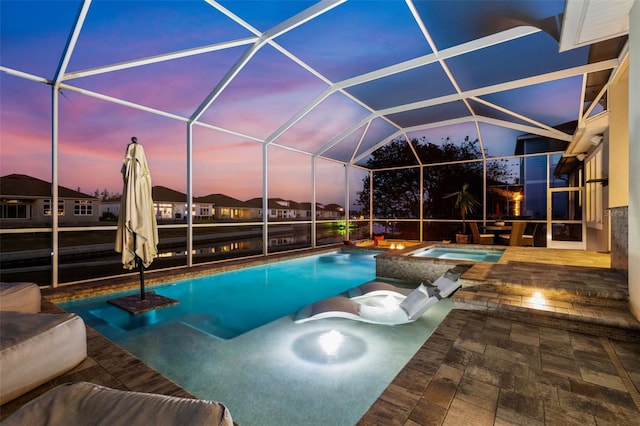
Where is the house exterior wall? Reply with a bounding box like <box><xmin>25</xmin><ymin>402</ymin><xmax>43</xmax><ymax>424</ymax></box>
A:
<box><xmin>586</xmin><ymin>137</ymin><xmax>610</xmax><ymax>253</ymax></box>
<box><xmin>610</xmin><ymin>63</ymin><xmax>629</xmax><ymax>209</ymax></box>
<box><xmin>215</xmin><ymin>206</ymin><xmax>253</xmax><ymax>220</ymax></box>
<box><xmin>100</xmin><ymin>201</ymin><xmax>120</xmax><ymax>217</ymax></box>
<box><xmin>609</xmin><ymin>58</ymin><xmax>630</xmax><ymax>275</ymax></box>
<box><xmin>629</xmin><ymin>0</ymin><xmax>640</xmax><ymax>321</ymax></box>
<box><xmin>2</xmin><ymin>197</ymin><xmax>100</xmax><ymax>224</ymax></box>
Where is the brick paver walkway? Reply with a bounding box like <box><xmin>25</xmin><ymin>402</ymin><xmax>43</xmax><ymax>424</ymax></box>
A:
<box><xmin>359</xmin><ymin>310</ymin><xmax>640</xmax><ymax>425</ymax></box>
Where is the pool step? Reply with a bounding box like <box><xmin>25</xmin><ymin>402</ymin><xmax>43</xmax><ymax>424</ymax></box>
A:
<box><xmin>452</xmin><ymin>286</ymin><xmax>640</xmax><ymax>342</ymax></box>
<box><xmin>456</xmin><ymin>281</ymin><xmax>628</xmax><ymax>308</ymax></box>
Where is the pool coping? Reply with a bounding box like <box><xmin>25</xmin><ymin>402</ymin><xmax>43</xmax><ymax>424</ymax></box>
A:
<box><xmin>42</xmin><ymin>245</ymin><xmax>342</xmax><ymax>303</ymax></box>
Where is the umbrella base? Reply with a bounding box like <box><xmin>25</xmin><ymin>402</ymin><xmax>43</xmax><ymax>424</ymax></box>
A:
<box><xmin>107</xmin><ymin>291</ymin><xmax>178</xmax><ymax>315</ymax></box>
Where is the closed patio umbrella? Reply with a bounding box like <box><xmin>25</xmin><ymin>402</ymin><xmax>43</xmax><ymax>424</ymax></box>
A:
<box><xmin>115</xmin><ymin>137</ymin><xmax>158</xmax><ymax>301</ymax></box>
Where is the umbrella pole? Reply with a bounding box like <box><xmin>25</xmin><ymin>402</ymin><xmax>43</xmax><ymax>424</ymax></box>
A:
<box><xmin>138</xmin><ymin>256</ymin><xmax>146</xmax><ymax>301</ymax></box>
<box><xmin>133</xmin><ymin>232</ymin><xmax>146</xmax><ymax>301</ymax></box>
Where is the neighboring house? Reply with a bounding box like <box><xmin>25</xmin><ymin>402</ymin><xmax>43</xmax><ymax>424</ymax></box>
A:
<box><xmin>195</xmin><ymin>193</ymin><xmax>252</xmax><ymax>220</ymax></box>
<box><xmin>0</xmin><ymin>174</ymin><xmax>100</xmax><ymax>225</ymax></box>
<box><xmin>319</xmin><ymin>203</ymin><xmax>345</xmax><ymax>220</ymax></box>
<box><xmin>99</xmin><ymin>196</ymin><xmax>122</xmax><ymax>218</ymax></box>
<box><xmin>244</xmin><ymin>198</ymin><xmax>300</xmax><ymax>220</ymax></box>
<box><xmin>295</xmin><ymin>202</ymin><xmax>345</xmax><ymax>219</ymax></box>
<box><xmin>152</xmin><ymin>186</ymin><xmax>188</xmax><ymax>219</ymax></box>
<box><xmin>100</xmin><ymin>186</ymin><xmax>189</xmax><ymax>220</ymax></box>
<box><xmin>243</xmin><ymin>198</ymin><xmax>344</xmax><ymax>220</ymax></box>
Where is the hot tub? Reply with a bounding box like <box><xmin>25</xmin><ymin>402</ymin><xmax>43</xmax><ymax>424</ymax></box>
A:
<box><xmin>411</xmin><ymin>246</ymin><xmax>504</xmax><ymax>263</ymax></box>
<box><xmin>375</xmin><ymin>244</ymin><xmax>504</xmax><ymax>283</ymax></box>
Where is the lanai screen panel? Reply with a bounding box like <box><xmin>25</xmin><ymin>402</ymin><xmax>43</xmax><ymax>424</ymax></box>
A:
<box><xmin>68</xmin><ymin>48</ymin><xmax>248</xmax><ymax>118</ymax></box>
<box><xmin>0</xmin><ymin>1</ymin><xmax>81</xmax><ymax>76</ymax></box>
<box><xmin>68</xmin><ymin>1</ymin><xmax>251</xmax><ymax>69</ymax></box>
<box><xmin>275</xmin><ymin>92</ymin><xmax>371</xmax><ymax>154</ymax></box>
<box><xmin>198</xmin><ymin>45</ymin><xmax>329</xmax><ymax>140</ymax></box>
<box><xmin>477</xmin><ymin>124</ymin><xmax>528</xmax><ymax>159</ymax></box>
<box><xmin>192</xmin><ymin>126</ymin><xmax>263</xmax><ymax>206</ymax></box>
<box><xmin>0</xmin><ymin>0</ymin><xmax>627</xmax><ymax>195</ymax></box>
<box><xmin>413</xmin><ymin>0</ymin><xmax>566</xmax><ymax>50</ymax></box>
<box><xmin>274</xmin><ymin>0</ymin><xmax>432</xmax><ymax>81</ymax></box>
<box><xmin>344</xmin><ymin>62</ymin><xmax>456</xmax><ymax>111</ymax></box>
<box><xmin>0</xmin><ymin>75</ymin><xmax>52</xmax><ymax>182</ymax></box>
<box><xmin>409</xmin><ymin>122</ymin><xmax>482</xmax><ymax>165</ymax></box>
<box><xmin>321</xmin><ymin>126</ymin><xmax>368</xmax><ymax>164</ymax></box>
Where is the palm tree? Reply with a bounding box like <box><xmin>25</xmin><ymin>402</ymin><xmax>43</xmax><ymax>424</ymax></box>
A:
<box><xmin>444</xmin><ymin>183</ymin><xmax>479</xmax><ymax>235</ymax></box>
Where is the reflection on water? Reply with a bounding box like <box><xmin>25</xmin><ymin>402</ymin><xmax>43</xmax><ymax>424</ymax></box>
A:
<box><xmin>0</xmin><ymin>223</ymin><xmax>372</xmax><ymax>285</ymax></box>
<box><xmin>154</xmin><ymin>224</ymin><xmax>362</xmax><ymax>260</ymax></box>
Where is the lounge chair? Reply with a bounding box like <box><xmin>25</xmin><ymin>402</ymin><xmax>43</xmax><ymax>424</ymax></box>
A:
<box><xmin>295</xmin><ymin>270</ymin><xmax>462</xmax><ymax>325</ymax></box>
<box><xmin>431</xmin><ymin>269</ymin><xmax>463</xmax><ymax>297</ymax></box>
<box><xmin>347</xmin><ymin>281</ymin><xmax>406</xmax><ymax>299</ymax></box>
<box><xmin>470</xmin><ymin>221</ymin><xmax>494</xmax><ymax>244</ymax></box>
<box><xmin>294</xmin><ymin>284</ymin><xmax>439</xmax><ymax>325</ymax></box>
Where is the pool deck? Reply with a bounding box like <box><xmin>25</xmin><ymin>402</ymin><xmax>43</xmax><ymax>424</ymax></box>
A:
<box><xmin>359</xmin><ymin>246</ymin><xmax>640</xmax><ymax>425</ymax></box>
<box><xmin>3</xmin><ymin>245</ymin><xmax>640</xmax><ymax>424</ymax></box>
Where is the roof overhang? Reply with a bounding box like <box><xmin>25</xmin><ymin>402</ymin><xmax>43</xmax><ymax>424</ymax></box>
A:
<box><xmin>559</xmin><ymin>0</ymin><xmax>634</xmax><ymax>52</ymax></box>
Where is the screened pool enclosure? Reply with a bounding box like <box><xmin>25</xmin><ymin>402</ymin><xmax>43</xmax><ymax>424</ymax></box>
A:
<box><xmin>0</xmin><ymin>0</ymin><xmax>632</xmax><ymax>286</ymax></box>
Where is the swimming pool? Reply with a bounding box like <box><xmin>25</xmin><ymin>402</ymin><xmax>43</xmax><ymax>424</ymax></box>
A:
<box><xmin>59</xmin><ymin>251</ymin><xmax>379</xmax><ymax>341</ymax></box>
<box><xmin>412</xmin><ymin>246</ymin><xmax>505</xmax><ymax>262</ymax></box>
<box><xmin>57</xmin><ymin>250</ymin><xmax>453</xmax><ymax>425</ymax></box>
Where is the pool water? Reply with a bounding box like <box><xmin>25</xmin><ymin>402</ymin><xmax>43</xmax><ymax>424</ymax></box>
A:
<box><xmin>58</xmin><ymin>249</ymin><xmax>454</xmax><ymax>425</ymax></box>
<box><xmin>412</xmin><ymin>246</ymin><xmax>504</xmax><ymax>262</ymax></box>
<box><xmin>59</xmin><ymin>251</ymin><xmax>379</xmax><ymax>341</ymax></box>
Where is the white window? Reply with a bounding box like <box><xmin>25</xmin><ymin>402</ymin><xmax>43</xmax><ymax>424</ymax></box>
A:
<box><xmin>585</xmin><ymin>146</ymin><xmax>603</xmax><ymax>229</ymax></box>
<box><xmin>44</xmin><ymin>199</ymin><xmax>65</xmax><ymax>216</ymax></box>
<box><xmin>157</xmin><ymin>203</ymin><xmax>172</xmax><ymax>218</ymax></box>
<box><xmin>74</xmin><ymin>200</ymin><xmax>93</xmax><ymax>216</ymax></box>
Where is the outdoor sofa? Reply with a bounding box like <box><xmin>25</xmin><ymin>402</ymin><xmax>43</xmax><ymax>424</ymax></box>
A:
<box><xmin>0</xmin><ymin>281</ymin><xmax>87</xmax><ymax>405</ymax></box>
<box><xmin>1</xmin><ymin>381</ymin><xmax>234</xmax><ymax>426</ymax></box>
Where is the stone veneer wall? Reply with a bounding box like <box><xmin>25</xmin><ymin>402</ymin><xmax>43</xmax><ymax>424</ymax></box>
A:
<box><xmin>376</xmin><ymin>250</ymin><xmax>471</xmax><ymax>283</ymax></box>
<box><xmin>610</xmin><ymin>206</ymin><xmax>628</xmax><ymax>276</ymax></box>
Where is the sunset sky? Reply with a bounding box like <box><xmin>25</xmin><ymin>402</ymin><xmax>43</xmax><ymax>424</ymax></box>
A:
<box><xmin>1</xmin><ymin>0</ymin><xmax>589</xmax><ymax>206</ymax></box>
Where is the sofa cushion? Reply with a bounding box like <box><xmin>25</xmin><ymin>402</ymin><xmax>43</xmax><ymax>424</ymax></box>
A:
<box><xmin>0</xmin><ymin>311</ymin><xmax>87</xmax><ymax>404</ymax></box>
<box><xmin>0</xmin><ymin>282</ymin><xmax>41</xmax><ymax>313</ymax></box>
<box><xmin>2</xmin><ymin>382</ymin><xmax>234</xmax><ymax>426</ymax></box>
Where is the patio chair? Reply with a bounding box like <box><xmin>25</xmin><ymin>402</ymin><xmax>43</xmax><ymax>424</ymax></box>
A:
<box><xmin>521</xmin><ymin>223</ymin><xmax>538</xmax><ymax>247</ymax></box>
<box><xmin>470</xmin><ymin>222</ymin><xmax>494</xmax><ymax>244</ymax></box>
<box><xmin>498</xmin><ymin>221</ymin><xmax>527</xmax><ymax>246</ymax></box>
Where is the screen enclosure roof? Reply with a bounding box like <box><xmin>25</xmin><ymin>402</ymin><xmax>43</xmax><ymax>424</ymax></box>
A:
<box><xmin>0</xmin><ymin>0</ymin><xmax>633</xmax><ymax>170</ymax></box>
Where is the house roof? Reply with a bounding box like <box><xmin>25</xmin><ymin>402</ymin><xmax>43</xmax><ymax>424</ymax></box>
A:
<box><xmin>323</xmin><ymin>203</ymin><xmax>345</xmax><ymax>212</ymax></box>
<box><xmin>152</xmin><ymin>186</ymin><xmax>187</xmax><ymax>203</ymax></box>
<box><xmin>244</xmin><ymin>197</ymin><xmax>303</xmax><ymax>210</ymax></box>
<box><xmin>0</xmin><ymin>174</ymin><xmax>95</xmax><ymax>199</ymax></box>
<box><xmin>195</xmin><ymin>193</ymin><xmax>246</xmax><ymax>208</ymax></box>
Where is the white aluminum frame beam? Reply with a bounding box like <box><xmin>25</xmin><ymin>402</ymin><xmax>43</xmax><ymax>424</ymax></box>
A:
<box><xmin>63</xmin><ymin>37</ymin><xmax>258</xmax><ymax>81</ymax></box>
<box><xmin>267</xmin><ymin>26</ymin><xmax>540</xmax><ymax>148</ymax></box>
<box><xmin>49</xmin><ymin>0</ymin><xmax>91</xmax><ymax>288</ymax></box>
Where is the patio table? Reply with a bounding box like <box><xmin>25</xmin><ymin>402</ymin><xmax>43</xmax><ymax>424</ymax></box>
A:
<box><xmin>483</xmin><ymin>225</ymin><xmax>512</xmax><ymax>244</ymax></box>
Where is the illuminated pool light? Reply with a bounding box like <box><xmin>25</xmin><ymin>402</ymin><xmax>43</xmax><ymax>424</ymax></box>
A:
<box><xmin>531</xmin><ymin>291</ymin><xmax>546</xmax><ymax>309</ymax></box>
<box><xmin>318</xmin><ymin>330</ymin><xmax>344</xmax><ymax>356</ymax></box>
